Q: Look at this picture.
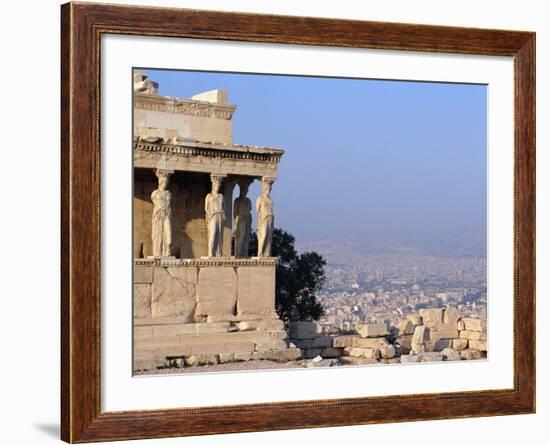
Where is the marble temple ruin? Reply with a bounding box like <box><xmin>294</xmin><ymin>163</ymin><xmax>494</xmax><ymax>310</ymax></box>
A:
<box><xmin>132</xmin><ymin>72</ymin><xmax>300</xmax><ymax>371</ymax></box>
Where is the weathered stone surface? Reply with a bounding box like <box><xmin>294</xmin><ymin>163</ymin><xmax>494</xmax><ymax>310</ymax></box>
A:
<box><xmin>453</xmin><ymin>338</ymin><xmax>469</xmax><ymax>350</ymax></box>
<box><xmin>151</xmin><ymin>267</ymin><xmax>197</xmax><ymax>320</ymax></box>
<box><xmin>332</xmin><ymin>335</ymin><xmax>357</xmax><ymax>348</ymax></box>
<box><xmin>400</xmin><ymin>354</ymin><xmax>420</xmax><ymax>363</ymax></box>
<box><xmin>469</xmin><ymin>340</ymin><xmax>488</xmax><ymax>351</ymax></box>
<box><xmin>459</xmin><ymin>330</ymin><xmax>487</xmax><ymax>340</ymax></box>
<box><xmin>353</xmin><ymin>337</ymin><xmax>390</xmax><ymax>349</ymax></box>
<box><xmin>302</xmin><ymin>348</ymin><xmax>323</xmax><ymax>359</ymax></box>
<box><xmin>289</xmin><ymin>322</ymin><xmax>317</xmax><ymax>339</ymax></box>
<box><xmin>234</xmin><ymin>319</ymin><xmax>284</xmax><ymax>332</ymax></box>
<box><xmin>427</xmin><ymin>327</ymin><xmax>458</xmax><ymax>341</ymax></box>
<box><xmin>196</xmin><ymin>266</ymin><xmax>237</xmax><ymax>317</ymax></box>
<box><xmin>419</xmin><ymin>352</ymin><xmax>444</xmax><ymax>362</ymax></box>
<box><xmin>425</xmin><ymin>339</ymin><xmax>452</xmax><ymax>352</ymax></box>
<box><xmin>151</xmin><ymin>322</ymin><xmax>230</xmax><ymax>337</ymax></box>
<box><xmin>419</xmin><ymin>308</ymin><xmax>444</xmax><ymax>328</ymax></box>
<box><xmin>460</xmin><ymin>349</ymin><xmax>484</xmax><ymax>360</ymax></box>
<box><xmin>463</xmin><ymin>318</ymin><xmax>487</xmax><ymax>332</ymax></box>
<box><xmin>412</xmin><ymin>325</ymin><xmax>428</xmax><ymax>349</ymax></box>
<box><xmin>343</xmin><ymin>347</ymin><xmax>380</xmax><ymax>359</ymax></box>
<box><xmin>396</xmin><ymin>335</ymin><xmax>413</xmax><ymax>352</ymax></box>
<box><xmin>339</xmin><ymin>356</ymin><xmax>378</xmax><ymax>366</ymax></box>
<box><xmin>134</xmin><ymin>284</ymin><xmax>152</xmax><ymax>318</ymax></box>
<box><xmin>441</xmin><ymin>348</ymin><xmax>461</xmax><ymax>361</ymax></box>
<box><xmin>236</xmin><ymin>266</ymin><xmax>275</xmax><ymax>315</ymax></box>
<box><xmin>255</xmin><ymin>340</ymin><xmax>288</xmax><ymax>351</ymax></box>
<box><xmin>218</xmin><ymin>353</ymin><xmax>235</xmax><ymax>363</ymax></box>
<box><xmin>185</xmin><ymin>354</ymin><xmax>218</xmax><ymax>366</ymax></box>
<box><xmin>233</xmin><ymin>352</ymin><xmax>253</xmax><ymax>361</ymax></box>
<box><xmin>406</xmin><ymin>314</ymin><xmax>423</xmax><ymax>326</ymax></box>
<box><xmin>457</xmin><ymin>319</ymin><xmax>466</xmax><ymax>331</ymax></box>
<box><xmin>253</xmin><ymin>348</ymin><xmax>301</xmax><ymax>362</ymax></box>
<box><xmin>380</xmin><ymin>344</ymin><xmax>396</xmax><ymax>359</ymax></box>
<box><xmin>396</xmin><ymin>319</ymin><xmax>415</xmax><ymax>336</ymax></box>
<box><xmin>356</xmin><ymin>321</ymin><xmax>388</xmax><ymax>338</ymax></box>
<box><xmin>134</xmin><ymin>265</ymin><xmax>153</xmax><ymax>284</ymax></box>
<box><xmin>321</xmin><ymin>347</ymin><xmax>342</xmax><ymax>358</ymax></box>
<box><xmin>443</xmin><ymin>308</ymin><xmax>461</xmax><ymax>327</ymax></box>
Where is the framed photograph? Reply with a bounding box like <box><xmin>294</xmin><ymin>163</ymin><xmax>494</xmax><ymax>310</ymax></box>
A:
<box><xmin>61</xmin><ymin>2</ymin><xmax>535</xmax><ymax>442</ymax></box>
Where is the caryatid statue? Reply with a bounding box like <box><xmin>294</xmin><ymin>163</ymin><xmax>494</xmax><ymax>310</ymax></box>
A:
<box><xmin>205</xmin><ymin>174</ymin><xmax>225</xmax><ymax>257</ymax></box>
<box><xmin>151</xmin><ymin>169</ymin><xmax>173</xmax><ymax>257</ymax></box>
<box><xmin>256</xmin><ymin>178</ymin><xmax>275</xmax><ymax>257</ymax></box>
<box><xmin>233</xmin><ymin>179</ymin><xmax>253</xmax><ymax>258</ymax></box>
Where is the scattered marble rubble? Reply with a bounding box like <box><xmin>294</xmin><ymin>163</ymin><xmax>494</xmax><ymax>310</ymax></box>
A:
<box><xmin>288</xmin><ymin>308</ymin><xmax>487</xmax><ymax>366</ymax></box>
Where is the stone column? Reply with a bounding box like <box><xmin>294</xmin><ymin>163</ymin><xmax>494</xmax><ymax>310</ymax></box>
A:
<box><xmin>222</xmin><ymin>177</ymin><xmax>237</xmax><ymax>257</ymax></box>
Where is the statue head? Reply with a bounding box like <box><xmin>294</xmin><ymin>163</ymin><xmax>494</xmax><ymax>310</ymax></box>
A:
<box><xmin>238</xmin><ymin>179</ymin><xmax>252</xmax><ymax>197</ymax></box>
<box><xmin>156</xmin><ymin>170</ymin><xmax>171</xmax><ymax>191</ymax></box>
<box><xmin>211</xmin><ymin>175</ymin><xmax>222</xmax><ymax>194</ymax></box>
<box><xmin>261</xmin><ymin>178</ymin><xmax>273</xmax><ymax>196</ymax></box>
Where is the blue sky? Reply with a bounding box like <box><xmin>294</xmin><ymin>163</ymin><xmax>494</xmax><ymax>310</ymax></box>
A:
<box><xmin>142</xmin><ymin>69</ymin><xmax>487</xmax><ymax>247</ymax></box>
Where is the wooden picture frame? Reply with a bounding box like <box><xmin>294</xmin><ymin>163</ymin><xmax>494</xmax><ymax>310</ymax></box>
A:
<box><xmin>61</xmin><ymin>2</ymin><xmax>535</xmax><ymax>442</ymax></box>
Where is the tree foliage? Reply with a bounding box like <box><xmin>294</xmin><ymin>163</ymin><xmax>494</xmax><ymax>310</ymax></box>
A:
<box><xmin>248</xmin><ymin>228</ymin><xmax>326</xmax><ymax>322</ymax></box>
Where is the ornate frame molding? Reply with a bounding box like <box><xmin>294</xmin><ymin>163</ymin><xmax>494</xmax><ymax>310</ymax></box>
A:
<box><xmin>61</xmin><ymin>2</ymin><xmax>535</xmax><ymax>442</ymax></box>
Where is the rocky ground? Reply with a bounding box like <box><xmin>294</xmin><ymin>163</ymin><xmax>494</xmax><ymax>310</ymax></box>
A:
<box><xmin>135</xmin><ymin>357</ymin><xmax>343</xmax><ymax>376</ymax></box>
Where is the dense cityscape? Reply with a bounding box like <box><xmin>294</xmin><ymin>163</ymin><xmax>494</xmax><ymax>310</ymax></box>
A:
<box><xmin>299</xmin><ymin>240</ymin><xmax>487</xmax><ymax>334</ymax></box>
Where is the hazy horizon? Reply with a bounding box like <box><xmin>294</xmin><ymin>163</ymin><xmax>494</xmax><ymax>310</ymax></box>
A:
<box><xmin>142</xmin><ymin>69</ymin><xmax>487</xmax><ymax>256</ymax></box>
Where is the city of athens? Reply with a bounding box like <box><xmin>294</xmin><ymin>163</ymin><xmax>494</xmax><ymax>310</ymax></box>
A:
<box><xmin>132</xmin><ymin>69</ymin><xmax>488</xmax><ymax>375</ymax></box>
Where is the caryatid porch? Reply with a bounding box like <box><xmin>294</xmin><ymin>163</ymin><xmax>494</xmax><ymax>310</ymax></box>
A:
<box><xmin>132</xmin><ymin>88</ymin><xmax>299</xmax><ymax>370</ymax></box>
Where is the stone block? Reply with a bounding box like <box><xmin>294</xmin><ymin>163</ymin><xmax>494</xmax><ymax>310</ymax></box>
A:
<box><xmin>396</xmin><ymin>335</ymin><xmax>413</xmax><ymax>352</ymax></box>
<box><xmin>425</xmin><ymin>339</ymin><xmax>452</xmax><ymax>352</ymax></box>
<box><xmin>419</xmin><ymin>308</ymin><xmax>444</xmax><ymax>328</ymax></box>
<box><xmin>469</xmin><ymin>340</ymin><xmax>488</xmax><ymax>351</ymax></box>
<box><xmin>321</xmin><ymin>347</ymin><xmax>342</xmax><ymax>358</ymax></box>
<box><xmin>332</xmin><ymin>335</ymin><xmax>357</xmax><ymax>348</ymax></box>
<box><xmin>236</xmin><ymin>266</ymin><xmax>275</xmax><ymax>316</ymax></box>
<box><xmin>462</xmin><ymin>318</ymin><xmax>487</xmax><ymax>332</ymax></box>
<box><xmin>400</xmin><ymin>354</ymin><xmax>420</xmax><ymax>363</ymax></box>
<box><xmin>427</xmin><ymin>327</ymin><xmax>459</xmax><ymax>341</ymax></box>
<box><xmin>412</xmin><ymin>325</ymin><xmax>428</xmax><ymax>344</ymax></box>
<box><xmin>134</xmin><ymin>284</ymin><xmax>152</xmax><ymax>318</ymax></box>
<box><xmin>441</xmin><ymin>348</ymin><xmax>461</xmax><ymax>361</ymax></box>
<box><xmin>151</xmin><ymin>266</ymin><xmax>197</xmax><ymax>320</ymax></box>
<box><xmin>255</xmin><ymin>340</ymin><xmax>288</xmax><ymax>351</ymax></box>
<box><xmin>453</xmin><ymin>338</ymin><xmax>469</xmax><ymax>350</ymax></box>
<box><xmin>289</xmin><ymin>321</ymin><xmax>317</xmax><ymax>339</ymax></box>
<box><xmin>233</xmin><ymin>352</ymin><xmax>253</xmax><ymax>361</ymax></box>
<box><xmin>406</xmin><ymin>314</ymin><xmax>423</xmax><ymax>326</ymax></box>
<box><xmin>356</xmin><ymin>321</ymin><xmax>388</xmax><ymax>338</ymax></box>
<box><xmin>302</xmin><ymin>348</ymin><xmax>323</xmax><ymax>359</ymax></box>
<box><xmin>457</xmin><ymin>319</ymin><xmax>466</xmax><ymax>331</ymax></box>
<box><xmin>234</xmin><ymin>319</ymin><xmax>284</xmax><ymax>332</ymax></box>
<box><xmin>353</xmin><ymin>337</ymin><xmax>390</xmax><ymax>349</ymax></box>
<box><xmin>134</xmin><ymin>265</ymin><xmax>153</xmax><ymax>284</ymax></box>
<box><xmin>396</xmin><ymin>319</ymin><xmax>415</xmax><ymax>336</ymax></box>
<box><xmin>460</xmin><ymin>349</ymin><xmax>484</xmax><ymax>360</ymax></box>
<box><xmin>196</xmin><ymin>266</ymin><xmax>237</xmax><ymax>317</ymax></box>
<box><xmin>419</xmin><ymin>352</ymin><xmax>444</xmax><ymax>362</ymax></box>
<box><xmin>380</xmin><ymin>344</ymin><xmax>396</xmax><ymax>359</ymax></box>
<box><xmin>459</xmin><ymin>330</ymin><xmax>487</xmax><ymax>340</ymax></box>
<box><xmin>343</xmin><ymin>347</ymin><xmax>380</xmax><ymax>359</ymax></box>
<box><xmin>309</xmin><ymin>336</ymin><xmax>333</xmax><ymax>348</ymax></box>
<box><xmin>339</xmin><ymin>356</ymin><xmax>378</xmax><ymax>366</ymax></box>
<box><xmin>443</xmin><ymin>308</ymin><xmax>460</xmax><ymax>326</ymax></box>
<box><xmin>185</xmin><ymin>355</ymin><xmax>218</xmax><ymax>366</ymax></box>
<box><xmin>218</xmin><ymin>353</ymin><xmax>235</xmax><ymax>363</ymax></box>
<box><xmin>253</xmin><ymin>349</ymin><xmax>301</xmax><ymax>362</ymax></box>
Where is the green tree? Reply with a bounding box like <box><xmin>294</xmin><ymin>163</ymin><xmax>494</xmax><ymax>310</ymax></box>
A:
<box><xmin>248</xmin><ymin>228</ymin><xmax>326</xmax><ymax>322</ymax></box>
